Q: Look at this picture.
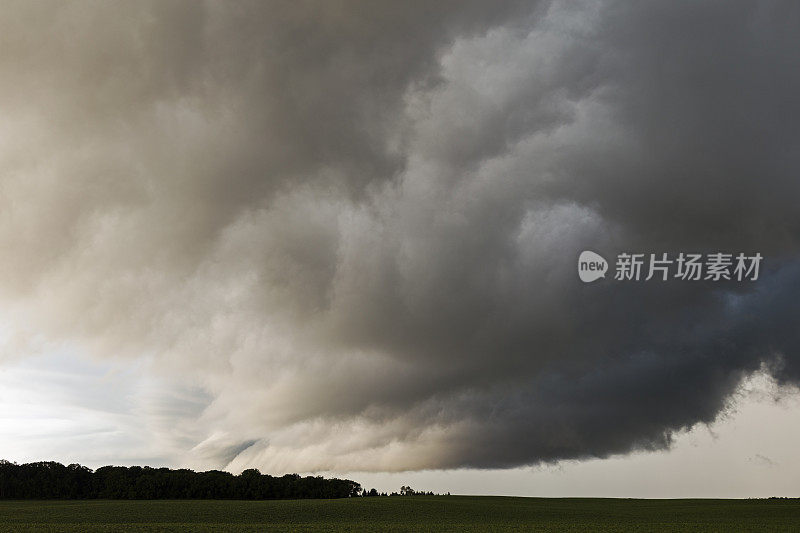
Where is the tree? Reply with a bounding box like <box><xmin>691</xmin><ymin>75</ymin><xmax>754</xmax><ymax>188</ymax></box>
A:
<box><xmin>0</xmin><ymin>460</ymin><xmax>360</xmax><ymax>500</ymax></box>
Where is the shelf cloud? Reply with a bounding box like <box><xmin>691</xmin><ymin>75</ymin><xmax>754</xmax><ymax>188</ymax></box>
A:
<box><xmin>1</xmin><ymin>0</ymin><xmax>799</xmax><ymax>472</ymax></box>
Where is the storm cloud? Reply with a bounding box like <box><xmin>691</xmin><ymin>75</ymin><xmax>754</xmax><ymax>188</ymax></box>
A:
<box><xmin>1</xmin><ymin>0</ymin><xmax>799</xmax><ymax>472</ymax></box>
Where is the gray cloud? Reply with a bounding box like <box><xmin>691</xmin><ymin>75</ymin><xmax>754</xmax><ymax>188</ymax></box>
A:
<box><xmin>0</xmin><ymin>0</ymin><xmax>798</xmax><ymax>472</ymax></box>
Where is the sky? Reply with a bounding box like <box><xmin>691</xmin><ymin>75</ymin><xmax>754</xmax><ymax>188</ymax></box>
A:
<box><xmin>0</xmin><ymin>0</ymin><xmax>799</xmax><ymax>497</ymax></box>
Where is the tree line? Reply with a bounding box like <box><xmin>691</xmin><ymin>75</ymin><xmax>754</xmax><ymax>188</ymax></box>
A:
<box><xmin>0</xmin><ymin>461</ymin><xmax>361</xmax><ymax>500</ymax></box>
<box><xmin>359</xmin><ymin>485</ymin><xmax>447</xmax><ymax>497</ymax></box>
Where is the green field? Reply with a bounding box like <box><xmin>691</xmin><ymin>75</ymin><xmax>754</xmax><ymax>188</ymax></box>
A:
<box><xmin>0</xmin><ymin>496</ymin><xmax>798</xmax><ymax>532</ymax></box>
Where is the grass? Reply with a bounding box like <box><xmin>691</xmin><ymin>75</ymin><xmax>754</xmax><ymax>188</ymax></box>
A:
<box><xmin>0</xmin><ymin>496</ymin><xmax>798</xmax><ymax>532</ymax></box>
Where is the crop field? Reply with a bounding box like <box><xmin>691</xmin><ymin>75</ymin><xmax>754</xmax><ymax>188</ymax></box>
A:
<box><xmin>0</xmin><ymin>496</ymin><xmax>798</xmax><ymax>532</ymax></box>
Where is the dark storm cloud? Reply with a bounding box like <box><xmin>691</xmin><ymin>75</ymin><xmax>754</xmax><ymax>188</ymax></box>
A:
<box><xmin>1</xmin><ymin>0</ymin><xmax>798</xmax><ymax>471</ymax></box>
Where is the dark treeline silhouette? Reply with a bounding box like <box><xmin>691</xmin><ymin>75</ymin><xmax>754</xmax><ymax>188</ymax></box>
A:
<box><xmin>359</xmin><ymin>485</ymin><xmax>449</xmax><ymax>497</ymax></box>
<box><xmin>0</xmin><ymin>461</ymin><xmax>360</xmax><ymax>500</ymax></box>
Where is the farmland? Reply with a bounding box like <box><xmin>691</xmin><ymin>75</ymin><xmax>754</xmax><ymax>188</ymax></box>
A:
<box><xmin>0</xmin><ymin>496</ymin><xmax>798</xmax><ymax>532</ymax></box>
